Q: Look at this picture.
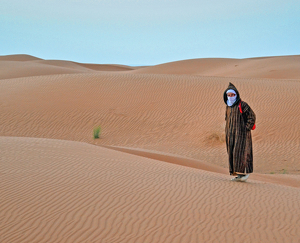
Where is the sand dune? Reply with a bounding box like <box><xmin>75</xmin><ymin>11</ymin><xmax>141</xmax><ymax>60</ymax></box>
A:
<box><xmin>0</xmin><ymin>55</ymin><xmax>135</xmax><ymax>80</ymax></box>
<box><xmin>0</xmin><ymin>54</ymin><xmax>43</xmax><ymax>61</ymax></box>
<box><xmin>33</xmin><ymin>60</ymin><xmax>99</xmax><ymax>72</ymax></box>
<box><xmin>103</xmin><ymin>145</ymin><xmax>300</xmax><ymax>188</ymax></box>
<box><xmin>0</xmin><ymin>72</ymin><xmax>299</xmax><ymax>174</ymax></box>
<box><xmin>76</xmin><ymin>63</ymin><xmax>135</xmax><ymax>71</ymax></box>
<box><xmin>1</xmin><ymin>136</ymin><xmax>299</xmax><ymax>243</ymax></box>
<box><xmin>34</xmin><ymin>60</ymin><xmax>135</xmax><ymax>72</ymax></box>
<box><xmin>133</xmin><ymin>55</ymin><xmax>300</xmax><ymax>79</ymax></box>
<box><xmin>2</xmin><ymin>54</ymin><xmax>300</xmax><ymax>80</ymax></box>
<box><xmin>1</xmin><ymin>54</ymin><xmax>300</xmax><ymax>242</ymax></box>
<box><xmin>0</xmin><ymin>60</ymin><xmax>92</xmax><ymax>80</ymax></box>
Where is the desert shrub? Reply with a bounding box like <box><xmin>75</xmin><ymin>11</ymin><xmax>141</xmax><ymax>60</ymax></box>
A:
<box><xmin>93</xmin><ymin>126</ymin><xmax>101</xmax><ymax>139</ymax></box>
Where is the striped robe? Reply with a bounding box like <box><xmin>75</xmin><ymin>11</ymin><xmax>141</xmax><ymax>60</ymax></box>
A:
<box><xmin>224</xmin><ymin>83</ymin><xmax>256</xmax><ymax>175</ymax></box>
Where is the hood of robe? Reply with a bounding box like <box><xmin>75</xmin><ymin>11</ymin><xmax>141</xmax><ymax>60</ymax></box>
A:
<box><xmin>223</xmin><ymin>82</ymin><xmax>240</xmax><ymax>107</ymax></box>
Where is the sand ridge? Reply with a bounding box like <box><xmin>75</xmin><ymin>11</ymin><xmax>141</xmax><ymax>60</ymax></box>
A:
<box><xmin>0</xmin><ymin>55</ymin><xmax>135</xmax><ymax>80</ymax></box>
<box><xmin>0</xmin><ymin>54</ymin><xmax>43</xmax><ymax>61</ymax></box>
<box><xmin>132</xmin><ymin>55</ymin><xmax>300</xmax><ymax>79</ymax></box>
<box><xmin>102</xmin><ymin>145</ymin><xmax>300</xmax><ymax>188</ymax></box>
<box><xmin>1</xmin><ymin>54</ymin><xmax>300</xmax><ymax>80</ymax></box>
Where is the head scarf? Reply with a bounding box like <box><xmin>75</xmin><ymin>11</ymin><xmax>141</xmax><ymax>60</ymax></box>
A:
<box><xmin>226</xmin><ymin>89</ymin><xmax>237</xmax><ymax>106</ymax></box>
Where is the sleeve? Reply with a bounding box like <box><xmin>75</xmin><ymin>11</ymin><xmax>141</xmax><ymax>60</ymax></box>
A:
<box><xmin>242</xmin><ymin>102</ymin><xmax>256</xmax><ymax>131</ymax></box>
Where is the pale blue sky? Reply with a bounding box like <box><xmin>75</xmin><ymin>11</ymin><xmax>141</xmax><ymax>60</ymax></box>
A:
<box><xmin>1</xmin><ymin>0</ymin><xmax>299</xmax><ymax>65</ymax></box>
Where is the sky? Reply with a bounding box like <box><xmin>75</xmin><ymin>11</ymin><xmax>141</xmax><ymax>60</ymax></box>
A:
<box><xmin>1</xmin><ymin>0</ymin><xmax>300</xmax><ymax>65</ymax></box>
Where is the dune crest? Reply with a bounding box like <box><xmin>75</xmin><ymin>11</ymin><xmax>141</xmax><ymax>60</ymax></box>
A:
<box><xmin>102</xmin><ymin>145</ymin><xmax>300</xmax><ymax>188</ymax></box>
<box><xmin>0</xmin><ymin>55</ymin><xmax>135</xmax><ymax>80</ymax></box>
<box><xmin>2</xmin><ymin>54</ymin><xmax>300</xmax><ymax>80</ymax></box>
<box><xmin>133</xmin><ymin>55</ymin><xmax>300</xmax><ymax>79</ymax></box>
<box><xmin>0</xmin><ymin>54</ymin><xmax>43</xmax><ymax>61</ymax></box>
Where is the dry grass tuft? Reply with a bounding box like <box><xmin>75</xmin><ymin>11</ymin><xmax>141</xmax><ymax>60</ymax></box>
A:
<box><xmin>205</xmin><ymin>131</ymin><xmax>225</xmax><ymax>145</ymax></box>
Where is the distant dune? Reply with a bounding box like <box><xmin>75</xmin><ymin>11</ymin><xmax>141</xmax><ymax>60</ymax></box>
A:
<box><xmin>76</xmin><ymin>63</ymin><xmax>135</xmax><ymax>71</ymax></box>
<box><xmin>1</xmin><ymin>54</ymin><xmax>300</xmax><ymax>80</ymax></box>
<box><xmin>34</xmin><ymin>60</ymin><xmax>135</xmax><ymax>72</ymax></box>
<box><xmin>0</xmin><ymin>55</ymin><xmax>135</xmax><ymax>80</ymax></box>
<box><xmin>0</xmin><ymin>54</ymin><xmax>299</xmax><ymax>242</ymax></box>
<box><xmin>133</xmin><ymin>55</ymin><xmax>300</xmax><ymax>79</ymax></box>
<box><xmin>0</xmin><ymin>60</ymin><xmax>90</xmax><ymax>80</ymax></box>
<box><xmin>0</xmin><ymin>54</ymin><xmax>43</xmax><ymax>61</ymax></box>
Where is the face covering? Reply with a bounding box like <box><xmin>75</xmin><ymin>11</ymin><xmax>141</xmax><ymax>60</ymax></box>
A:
<box><xmin>227</xmin><ymin>96</ymin><xmax>236</xmax><ymax>106</ymax></box>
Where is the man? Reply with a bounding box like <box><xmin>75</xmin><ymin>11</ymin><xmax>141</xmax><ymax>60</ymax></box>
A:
<box><xmin>224</xmin><ymin>83</ymin><xmax>256</xmax><ymax>181</ymax></box>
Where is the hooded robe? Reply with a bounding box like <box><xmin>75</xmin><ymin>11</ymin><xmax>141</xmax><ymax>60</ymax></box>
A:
<box><xmin>224</xmin><ymin>83</ymin><xmax>256</xmax><ymax>175</ymax></box>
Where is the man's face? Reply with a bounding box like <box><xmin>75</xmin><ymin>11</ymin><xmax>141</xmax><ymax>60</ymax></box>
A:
<box><xmin>227</xmin><ymin>92</ymin><xmax>236</xmax><ymax>97</ymax></box>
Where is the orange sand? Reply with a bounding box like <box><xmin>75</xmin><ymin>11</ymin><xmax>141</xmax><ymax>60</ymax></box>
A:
<box><xmin>0</xmin><ymin>54</ymin><xmax>299</xmax><ymax>242</ymax></box>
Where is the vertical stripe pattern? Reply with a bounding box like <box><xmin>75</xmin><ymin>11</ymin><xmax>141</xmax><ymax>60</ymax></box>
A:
<box><xmin>224</xmin><ymin>83</ymin><xmax>256</xmax><ymax>175</ymax></box>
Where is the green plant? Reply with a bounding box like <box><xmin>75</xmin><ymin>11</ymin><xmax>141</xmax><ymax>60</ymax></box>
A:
<box><xmin>270</xmin><ymin>171</ymin><xmax>275</xmax><ymax>174</ymax></box>
<box><xmin>93</xmin><ymin>126</ymin><xmax>101</xmax><ymax>139</ymax></box>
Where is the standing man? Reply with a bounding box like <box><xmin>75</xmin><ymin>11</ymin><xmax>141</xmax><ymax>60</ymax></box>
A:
<box><xmin>224</xmin><ymin>83</ymin><xmax>256</xmax><ymax>181</ymax></box>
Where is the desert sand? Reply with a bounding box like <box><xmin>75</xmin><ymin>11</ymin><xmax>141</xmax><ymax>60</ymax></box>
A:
<box><xmin>0</xmin><ymin>54</ymin><xmax>299</xmax><ymax>242</ymax></box>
